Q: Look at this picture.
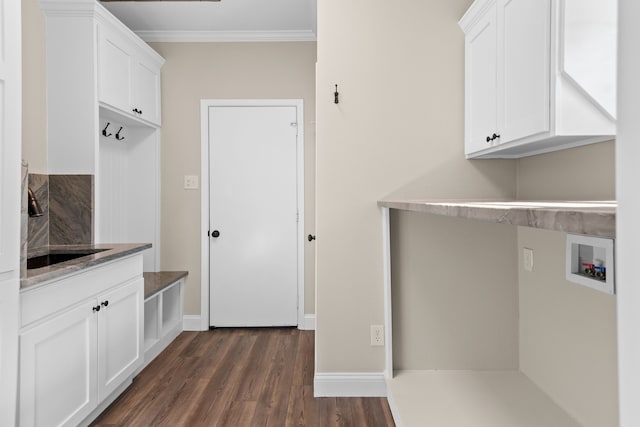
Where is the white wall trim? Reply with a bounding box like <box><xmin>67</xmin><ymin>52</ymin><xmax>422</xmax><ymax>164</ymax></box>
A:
<box><xmin>386</xmin><ymin>388</ymin><xmax>403</xmax><ymax>427</ymax></box>
<box><xmin>313</xmin><ymin>372</ymin><xmax>387</xmax><ymax>397</ymax></box>
<box><xmin>183</xmin><ymin>315</ymin><xmax>205</xmax><ymax>332</ymax></box>
<box><xmin>299</xmin><ymin>314</ymin><xmax>316</xmax><ymax>330</ymax></box>
<box><xmin>200</xmin><ymin>99</ymin><xmax>305</xmax><ymax>331</ymax></box>
<box><xmin>381</xmin><ymin>207</ymin><xmax>393</xmax><ymax>377</ymax></box>
<box><xmin>136</xmin><ymin>30</ymin><xmax>317</xmax><ymax>43</ymax></box>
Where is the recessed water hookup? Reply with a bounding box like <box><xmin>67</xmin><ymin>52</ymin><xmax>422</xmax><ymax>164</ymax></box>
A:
<box><xmin>566</xmin><ymin>234</ymin><xmax>614</xmax><ymax>294</ymax></box>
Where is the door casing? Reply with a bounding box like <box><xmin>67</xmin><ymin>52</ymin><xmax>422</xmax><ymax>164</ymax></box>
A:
<box><xmin>200</xmin><ymin>99</ymin><xmax>305</xmax><ymax>330</ymax></box>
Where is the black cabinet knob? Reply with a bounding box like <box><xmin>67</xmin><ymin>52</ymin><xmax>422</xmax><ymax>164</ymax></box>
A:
<box><xmin>486</xmin><ymin>136</ymin><xmax>491</xmax><ymax>142</ymax></box>
<box><xmin>93</xmin><ymin>305</ymin><xmax>101</xmax><ymax>312</ymax></box>
<box><xmin>308</xmin><ymin>234</ymin><xmax>316</xmax><ymax>242</ymax></box>
<box><xmin>101</xmin><ymin>300</ymin><xmax>109</xmax><ymax>307</ymax></box>
<box><xmin>212</xmin><ymin>230</ymin><xmax>220</xmax><ymax>238</ymax></box>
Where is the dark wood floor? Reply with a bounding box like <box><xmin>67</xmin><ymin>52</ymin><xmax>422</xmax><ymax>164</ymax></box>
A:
<box><xmin>92</xmin><ymin>328</ymin><xmax>395</xmax><ymax>426</ymax></box>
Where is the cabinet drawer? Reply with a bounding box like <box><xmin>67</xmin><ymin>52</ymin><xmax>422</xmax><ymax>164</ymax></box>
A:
<box><xmin>21</xmin><ymin>254</ymin><xmax>143</xmax><ymax>328</ymax></box>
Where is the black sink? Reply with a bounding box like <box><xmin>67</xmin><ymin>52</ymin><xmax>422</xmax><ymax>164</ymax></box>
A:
<box><xmin>27</xmin><ymin>249</ymin><xmax>108</xmax><ymax>270</ymax></box>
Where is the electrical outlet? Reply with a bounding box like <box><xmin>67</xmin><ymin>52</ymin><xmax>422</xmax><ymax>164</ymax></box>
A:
<box><xmin>370</xmin><ymin>325</ymin><xmax>384</xmax><ymax>346</ymax></box>
<box><xmin>523</xmin><ymin>247</ymin><xmax>534</xmax><ymax>272</ymax></box>
<box><xmin>184</xmin><ymin>175</ymin><xmax>199</xmax><ymax>190</ymax></box>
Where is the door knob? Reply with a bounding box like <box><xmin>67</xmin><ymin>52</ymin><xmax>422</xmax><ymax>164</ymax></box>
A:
<box><xmin>211</xmin><ymin>230</ymin><xmax>220</xmax><ymax>238</ymax></box>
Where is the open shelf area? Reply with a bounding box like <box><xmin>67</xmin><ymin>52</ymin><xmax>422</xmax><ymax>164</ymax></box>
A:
<box><xmin>387</xmin><ymin>371</ymin><xmax>580</xmax><ymax>427</ymax></box>
<box><xmin>142</xmin><ymin>271</ymin><xmax>187</xmax><ymax>369</ymax></box>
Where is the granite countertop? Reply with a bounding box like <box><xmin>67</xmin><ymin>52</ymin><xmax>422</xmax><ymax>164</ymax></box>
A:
<box><xmin>21</xmin><ymin>243</ymin><xmax>152</xmax><ymax>290</ymax></box>
<box><xmin>143</xmin><ymin>271</ymin><xmax>188</xmax><ymax>299</ymax></box>
<box><xmin>378</xmin><ymin>199</ymin><xmax>616</xmax><ymax>238</ymax></box>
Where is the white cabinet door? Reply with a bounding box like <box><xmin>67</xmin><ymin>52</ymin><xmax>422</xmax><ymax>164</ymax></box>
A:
<box><xmin>99</xmin><ymin>25</ymin><xmax>162</xmax><ymax>126</ymax></box>
<box><xmin>134</xmin><ymin>58</ymin><xmax>161</xmax><ymax>125</ymax></box>
<box><xmin>498</xmin><ymin>0</ymin><xmax>550</xmax><ymax>143</ymax></box>
<box><xmin>20</xmin><ymin>301</ymin><xmax>98</xmax><ymax>427</ymax></box>
<box><xmin>464</xmin><ymin>2</ymin><xmax>498</xmax><ymax>155</ymax></box>
<box><xmin>99</xmin><ymin>28</ymin><xmax>133</xmax><ymax>116</ymax></box>
<box><xmin>97</xmin><ymin>278</ymin><xmax>143</xmax><ymax>399</ymax></box>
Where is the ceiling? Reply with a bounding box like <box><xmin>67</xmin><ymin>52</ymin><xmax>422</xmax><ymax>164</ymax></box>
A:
<box><xmin>100</xmin><ymin>0</ymin><xmax>317</xmax><ymax>42</ymax></box>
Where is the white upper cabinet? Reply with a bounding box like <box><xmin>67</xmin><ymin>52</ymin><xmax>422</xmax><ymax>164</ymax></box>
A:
<box><xmin>465</xmin><ymin>1</ymin><xmax>498</xmax><ymax>155</ymax></box>
<box><xmin>99</xmin><ymin>25</ymin><xmax>162</xmax><ymax>126</ymax></box>
<box><xmin>40</xmin><ymin>0</ymin><xmax>165</xmax><ymax>174</ymax></box>
<box><xmin>459</xmin><ymin>0</ymin><xmax>616</xmax><ymax>159</ymax></box>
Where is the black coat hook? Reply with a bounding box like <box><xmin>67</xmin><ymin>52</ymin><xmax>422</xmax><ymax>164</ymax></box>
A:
<box><xmin>334</xmin><ymin>84</ymin><xmax>339</xmax><ymax>104</ymax></box>
<box><xmin>115</xmin><ymin>126</ymin><xmax>125</xmax><ymax>141</ymax></box>
<box><xmin>102</xmin><ymin>122</ymin><xmax>112</xmax><ymax>137</ymax></box>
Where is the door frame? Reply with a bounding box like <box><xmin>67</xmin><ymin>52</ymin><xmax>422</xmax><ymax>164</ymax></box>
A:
<box><xmin>200</xmin><ymin>99</ymin><xmax>305</xmax><ymax>330</ymax></box>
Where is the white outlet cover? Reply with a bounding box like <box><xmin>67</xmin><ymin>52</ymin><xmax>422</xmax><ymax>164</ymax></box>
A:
<box><xmin>184</xmin><ymin>175</ymin><xmax>199</xmax><ymax>189</ymax></box>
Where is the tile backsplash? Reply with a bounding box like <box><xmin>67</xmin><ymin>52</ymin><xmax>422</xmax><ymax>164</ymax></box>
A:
<box><xmin>28</xmin><ymin>174</ymin><xmax>49</xmax><ymax>250</ymax></box>
<box><xmin>23</xmin><ymin>173</ymin><xmax>94</xmax><ymax>276</ymax></box>
<box><xmin>49</xmin><ymin>175</ymin><xmax>94</xmax><ymax>245</ymax></box>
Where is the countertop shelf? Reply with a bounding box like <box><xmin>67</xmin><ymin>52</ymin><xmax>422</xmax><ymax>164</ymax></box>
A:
<box><xmin>378</xmin><ymin>199</ymin><xmax>616</xmax><ymax>237</ymax></box>
<box><xmin>143</xmin><ymin>271</ymin><xmax>188</xmax><ymax>300</ymax></box>
<box><xmin>21</xmin><ymin>243</ymin><xmax>152</xmax><ymax>290</ymax></box>
<box><xmin>387</xmin><ymin>370</ymin><xmax>581</xmax><ymax>427</ymax></box>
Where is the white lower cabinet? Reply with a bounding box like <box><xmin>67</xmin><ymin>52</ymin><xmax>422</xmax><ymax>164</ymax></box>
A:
<box><xmin>97</xmin><ymin>279</ymin><xmax>143</xmax><ymax>400</ymax></box>
<box><xmin>20</xmin><ymin>300</ymin><xmax>97</xmax><ymax>427</ymax></box>
<box><xmin>19</xmin><ymin>256</ymin><xmax>144</xmax><ymax>427</ymax></box>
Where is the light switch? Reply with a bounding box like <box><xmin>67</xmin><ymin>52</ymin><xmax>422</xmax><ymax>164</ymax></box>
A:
<box><xmin>523</xmin><ymin>248</ymin><xmax>534</xmax><ymax>272</ymax></box>
<box><xmin>184</xmin><ymin>175</ymin><xmax>199</xmax><ymax>189</ymax></box>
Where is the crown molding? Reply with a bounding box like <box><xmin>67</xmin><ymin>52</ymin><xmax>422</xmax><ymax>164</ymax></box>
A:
<box><xmin>135</xmin><ymin>29</ymin><xmax>317</xmax><ymax>43</ymax></box>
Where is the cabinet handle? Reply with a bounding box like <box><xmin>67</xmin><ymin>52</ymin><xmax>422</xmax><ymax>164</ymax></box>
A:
<box><xmin>101</xmin><ymin>300</ymin><xmax>109</xmax><ymax>307</ymax></box>
<box><xmin>487</xmin><ymin>133</ymin><xmax>501</xmax><ymax>143</ymax></box>
<box><xmin>93</xmin><ymin>305</ymin><xmax>101</xmax><ymax>312</ymax></box>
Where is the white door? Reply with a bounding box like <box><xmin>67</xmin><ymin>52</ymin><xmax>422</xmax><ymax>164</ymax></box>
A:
<box><xmin>209</xmin><ymin>105</ymin><xmax>299</xmax><ymax>327</ymax></box>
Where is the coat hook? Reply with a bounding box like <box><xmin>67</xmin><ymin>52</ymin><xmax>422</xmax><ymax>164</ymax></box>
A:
<box><xmin>115</xmin><ymin>126</ymin><xmax>125</xmax><ymax>141</ymax></box>
<box><xmin>334</xmin><ymin>84</ymin><xmax>339</xmax><ymax>104</ymax></box>
<box><xmin>102</xmin><ymin>122</ymin><xmax>112</xmax><ymax>137</ymax></box>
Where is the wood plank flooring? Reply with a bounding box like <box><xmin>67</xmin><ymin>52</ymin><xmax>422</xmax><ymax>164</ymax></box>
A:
<box><xmin>91</xmin><ymin>328</ymin><xmax>395</xmax><ymax>426</ymax></box>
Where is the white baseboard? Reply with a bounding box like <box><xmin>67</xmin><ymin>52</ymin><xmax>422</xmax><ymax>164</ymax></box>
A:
<box><xmin>299</xmin><ymin>314</ymin><xmax>316</xmax><ymax>330</ymax></box>
<box><xmin>314</xmin><ymin>372</ymin><xmax>387</xmax><ymax>397</ymax></box>
<box><xmin>183</xmin><ymin>315</ymin><xmax>204</xmax><ymax>331</ymax></box>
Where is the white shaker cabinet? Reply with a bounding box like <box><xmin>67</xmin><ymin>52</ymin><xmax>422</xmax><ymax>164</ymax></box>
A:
<box><xmin>97</xmin><ymin>278</ymin><xmax>144</xmax><ymax>400</ymax></box>
<box><xmin>19</xmin><ymin>300</ymin><xmax>97</xmax><ymax>427</ymax></box>
<box><xmin>464</xmin><ymin>1</ymin><xmax>498</xmax><ymax>155</ymax></box>
<box><xmin>19</xmin><ymin>255</ymin><xmax>144</xmax><ymax>427</ymax></box>
<box><xmin>460</xmin><ymin>0</ymin><xmax>616</xmax><ymax>158</ymax></box>
<box><xmin>99</xmin><ymin>25</ymin><xmax>162</xmax><ymax>126</ymax></box>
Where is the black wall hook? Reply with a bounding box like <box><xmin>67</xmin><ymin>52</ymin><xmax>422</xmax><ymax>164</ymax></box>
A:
<box><xmin>102</xmin><ymin>122</ymin><xmax>112</xmax><ymax>137</ymax></box>
<box><xmin>334</xmin><ymin>84</ymin><xmax>339</xmax><ymax>104</ymax></box>
<box><xmin>115</xmin><ymin>126</ymin><xmax>125</xmax><ymax>141</ymax></box>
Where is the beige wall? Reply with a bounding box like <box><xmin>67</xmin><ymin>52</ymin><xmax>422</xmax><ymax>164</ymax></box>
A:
<box><xmin>148</xmin><ymin>42</ymin><xmax>317</xmax><ymax>316</ymax></box>
<box><xmin>22</xmin><ymin>0</ymin><xmax>47</xmax><ymax>173</ymax></box>
<box><xmin>315</xmin><ymin>0</ymin><xmax>516</xmax><ymax>372</ymax></box>
<box><xmin>517</xmin><ymin>140</ymin><xmax>615</xmax><ymax>201</ymax></box>
<box><xmin>391</xmin><ymin>211</ymin><xmax>519</xmax><ymax>370</ymax></box>
<box><xmin>518</xmin><ymin>227</ymin><xmax>618</xmax><ymax>427</ymax></box>
<box><xmin>515</xmin><ymin>143</ymin><xmax>617</xmax><ymax>426</ymax></box>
